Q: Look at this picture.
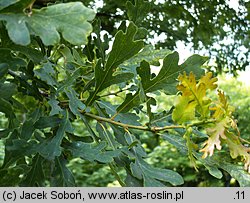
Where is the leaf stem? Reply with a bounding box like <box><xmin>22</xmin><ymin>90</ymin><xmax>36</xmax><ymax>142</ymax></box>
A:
<box><xmin>83</xmin><ymin>112</ymin><xmax>185</xmax><ymax>132</ymax></box>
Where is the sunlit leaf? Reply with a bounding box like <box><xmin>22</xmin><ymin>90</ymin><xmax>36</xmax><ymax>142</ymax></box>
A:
<box><xmin>0</xmin><ymin>2</ymin><xmax>95</xmax><ymax>45</ymax></box>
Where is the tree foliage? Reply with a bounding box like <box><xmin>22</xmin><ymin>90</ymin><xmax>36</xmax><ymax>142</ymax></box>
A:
<box><xmin>78</xmin><ymin>0</ymin><xmax>249</xmax><ymax>75</ymax></box>
<box><xmin>0</xmin><ymin>0</ymin><xmax>250</xmax><ymax>187</ymax></box>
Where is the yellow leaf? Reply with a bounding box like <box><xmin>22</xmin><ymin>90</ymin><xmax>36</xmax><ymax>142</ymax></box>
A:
<box><xmin>200</xmin><ymin>119</ymin><xmax>228</xmax><ymax>158</ymax></box>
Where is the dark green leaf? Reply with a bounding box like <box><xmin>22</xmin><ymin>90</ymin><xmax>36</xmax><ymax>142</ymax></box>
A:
<box><xmin>37</xmin><ymin>115</ymin><xmax>68</xmax><ymax>160</ymax></box>
<box><xmin>0</xmin><ymin>98</ymin><xmax>15</xmax><ymax>118</ymax></box>
<box><xmin>65</xmin><ymin>87</ymin><xmax>86</xmax><ymax>116</ymax></box>
<box><xmin>0</xmin><ymin>48</ymin><xmax>26</xmax><ymax>70</ymax></box>
<box><xmin>162</xmin><ymin>133</ymin><xmax>188</xmax><ymax>154</ymax></box>
<box><xmin>34</xmin><ymin>116</ymin><xmax>62</xmax><ymax>129</ymax></box>
<box><xmin>203</xmin><ymin>164</ymin><xmax>223</xmax><ymax>179</ymax></box>
<box><xmin>126</xmin><ymin>0</ymin><xmax>151</xmax><ymax>24</ymax></box>
<box><xmin>86</xmin><ymin>22</ymin><xmax>144</xmax><ymax>106</ymax></box>
<box><xmin>11</xmin><ymin>44</ymin><xmax>44</xmax><ymax>63</ymax></box>
<box><xmin>57</xmin><ymin>68</ymin><xmax>84</xmax><ymax>92</ymax></box>
<box><xmin>67</xmin><ymin>141</ymin><xmax>120</xmax><ymax>163</ymax></box>
<box><xmin>120</xmin><ymin>45</ymin><xmax>171</xmax><ymax>74</ymax></box>
<box><xmin>125</xmin><ymin>173</ymin><xmax>142</xmax><ymax>187</ymax></box>
<box><xmin>96</xmin><ymin>123</ymin><xmax>119</xmax><ymax>149</ymax></box>
<box><xmin>20</xmin><ymin>154</ymin><xmax>45</xmax><ymax>186</ymax></box>
<box><xmin>34</xmin><ymin>62</ymin><xmax>57</xmax><ymax>86</ymax></box>
<box><xmin>219</xmin><ymin>162</ymin><xmax>250</xmax><ymax>187</ymax></box>
<box><xmin>0</xmin><ymin>0</ymin><xmax>35</xmax><ymax>12</ymax></box>
<box><xmin>48</xmin><ymin>96</ymin><xmax>63</xmax><ymax>116</ymax></box>
<box><xmin>0</xmin><ymin>165</ymin><xmax>26</xmax><ymax>186</ymax></box>
<box><xmin>131</xmin><ymin>157</ymin><xmax>184</xmax><ymax>186</ymax></box>
<box><xmin>0</xmin><ymin>63</ymin><xmax>9</xmax><ymax>78</ymax></box>
<box><xmin>51</xmin><ymin>156</ymin><xmax>75</xmax><ymax>187</ymax></box>
<box><xmin>143</xmin><ymin>174</ymin><xmax>166</xmax><ymax>187</ymax></box>
<box><xmin>20</xmin><ymin>119</ymin><xmax>35</xmax><ymax>140</ymax></box>
<box><xmin>0</xmin><ymin>0</ymin><xmax>19</xmax><ymax>10</ymax></box>
<box><xmin>0</xmin><ymin>83</ymin><xmax>17</xmax><ymax>99</ymax></box>
<box><xmin>98</xmin><ymin>101</ymin><xmax>140</xmax><ymax>126</ymax></box>
<box><xmin>117</xmin><ymin>52</ymin><xmax>207</xmax><ymax>113</ymax></box>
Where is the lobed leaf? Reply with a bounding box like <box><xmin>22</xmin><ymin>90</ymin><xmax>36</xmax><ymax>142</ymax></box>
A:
<box><xmin>67</xmin><ymin>141</ymin><xmax>120</xmax><ymax>163</ymax></box>
<box><xmin>172</xmin><ymin>71</ymin><xmax>217</xmax><ymax>123</ymax></box>
<box><xmin>0</xmin><ymin>2</ymin><xmax>95</xmax><ymax>46</ymax></box>
<box><xmin>131</xmin><ymin>156</ymin><xmax>184</xmax><ymax>186</ymax></box>
<box><xmin>86</xmin><ymin>22</ymin><xmax>144</xmax><ymax>106</ymax></box>
<box><xmin>117</xmin><ymin>52</ymin><xmax>207</xmax><ymax>113</ymax></box>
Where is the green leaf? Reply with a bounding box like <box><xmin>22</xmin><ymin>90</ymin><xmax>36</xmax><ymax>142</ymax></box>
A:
<box><xmin>48</xmin><ymin>96</ymin><xmax>63</xmax><ymax>116</ymax></box>
<box><xmin>0</xmin><ymin>0</ymin><xmax>35</xmax><ymax>12</ymax></box>
<box><xmin>143</xmin><ymin>174</ymin><xmax>166</xmax><ymax>187</ymax></box>
<box><xmin>20</xmin><ymin>154</ymin><xmax>45</xmax><ymax>186</ymax></box>
<box><xmin>0</xmin><ymin>63</ymin><xmax>9</xmax><ymax>78</ymax></box>
<box><xmin>67</xmin><ymin>141</ymin><xmax>120</xmax><ymax>163</ymax></box>
<box><xmin>162</xmin><ymin>133</ymin><xmax>188</xmax><ymax>154</ymax></box>
<box><xmin>51</xmin><ymin>156</ymin><xmax>75</xmax><ymax>187</ymax></box>
<box><xmin>125</xmin><ymin>173</ymin><xmax>142</xmax><ymax>187</ymax></box>
<box><xmin>3</xmin><ymin>138</ymin><xmax>38</xmax><ymax>169</ymax></box>
<box><xmin>34</xmin><ymin>62</ymin><xmax>57</xmax><ymax>86</ymax></box>
<box><xmin>86</xmin><ymin>22</ymin><xmax>144</xmax><ymax>106</ymax></box>
<box><xmin>97</xmin><ymin>101</ymin><xmax>140</xmax><ymax>126</ymax></box>
<box><xmin>6</xmin><ymin>139</ymin><xmax>37</xmax><ymax>156</ymax></box>
<box><xmin>37</xmin><ymin>114</ymin><xmax>68</xmax><ymax>160</ymax></box>
<box><xmin>219</xmin><ymin>162</ymin><xmax>250</xmax><ymax>187</ymax></box>
<box><xmin>96</xmin><ymin>123</ymin><xmax>119</xmax><ymax>149</ymax></box>
<box><xmin>34</xmin><ymin>116</ymin><xmax>62</xmax><ymax>129</ymax></box>
<box><xmin>120</xmin><ymin>45</ymin><xmax>171</xmax><ymax>73</ymax></box>
<box><xmin>126</xmin><ymin>0</ymin><xmax>151</xmax><ymax>24</ymax></box>
<box><xmin>196</xmin><ymin>153</ymin><xmax>250</xmax><ymax>185</ymax></box>
<box><xmin>0</xmin><ymin>48</ymin><xmax>26</xmax><ymax>70</ymax></box>
<box><xmin>180</xmin><ymin>54</ymin><xmax>207</xmax><ymax>77</ymax></box>
<box><xmin>11</xmin><ymin>44</ymin><xmax>44</xmax><ymax>63</ymax></box>
<box><xmin>0</xmin><ymin>0</ymin><xmax>19</xmax><ymax>10</ymax></box>
<box><xmin>20</xmin><ymin>119</ymin><xmax>35</xmax><ymax>140</ymax></box>
<box><xmin>0</xmin><ymin>165</ymin><xmax>26</xmax><ymax>186</ymax></box>
<box><xmin>203</xmin><ymin>164</ymin><xmax>223</xmax><ymax>179</ymax></box>
<box><xmin>131</xmin><ymin>157</ymin><xmax>184</xmax><ymax>186</ymax></box>
<box><xmin>0</xmin><ymin>98</ymin><xmax>15</xmax><ymax>118</ymax></box>
<box><xmin>57</xmin><ymin>68</ymin><xmax>84</xmax><ymax>92</ymax></box>
<box><xmin>0</xmin><ymin>2</ymin><xmax>95</xmax><ymax>46</ymax></box>
<box><xmin>0</xmin><ymin>83</ymin><xmax>17</xmax><ymax>99</ymax></box>
<box><xmin>65</xmin><ymin>87</ymin><xmax>86</xmax><ymax>116</ymax></box>
<box><xmin>117</xmin><ymin>52</ymin><xmax>207</xmax><ymax>113</ymax></box>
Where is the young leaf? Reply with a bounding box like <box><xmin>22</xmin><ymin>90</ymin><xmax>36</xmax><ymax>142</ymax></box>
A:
<box><xmin>172</xmin><ymin>72</ymin><xmax>218</xmax><ymax>123</ymax></box>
